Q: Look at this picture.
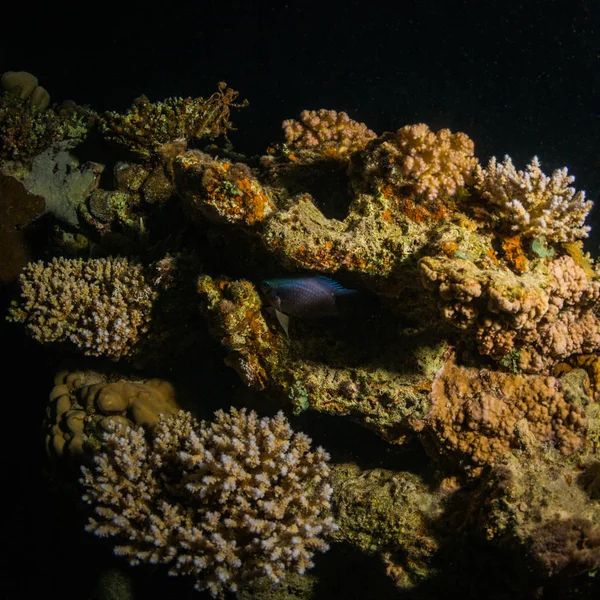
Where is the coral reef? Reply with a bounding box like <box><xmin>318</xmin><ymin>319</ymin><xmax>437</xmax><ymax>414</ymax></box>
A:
<box><xmin>8</xmin><ymin>257</ymin><xmax>156</xmax><ymax>359</ymax></box>
<box><xmin>20</xmin><ymin>142</ymin><xmax>104</xmax><ymax>226</ymax></box>
<box><xmin>0</xmin><ymin>172</ymin><xmax>45</xmax><ymax>285</ymax></box>
<box><xmin>80</xmin><ymin>407</ymin><xmax>336</xmax><ymax>597</ymax></box>
<box><xmin>4</xmin><ymin>78</ymin><xmax>599</xmax><ymax>598</ymax></box>
<box><xmin>177</xmin><ymin>150</ymin><xmax>276</xmax><ymax>226</ymax></box>
<box><xmin>349</xmin><ymin>123</ymin><xmax>478</xmax><ymax>221</ymax></box>
<box><xmin>475</xmin><ymin>155</ymin><xmax>593</xmax><ymax>242</ymax></box>
<box><xmin>0</xmin><ymin>71</ymin><xmax>94</xmax><ymax>166</ymax></box>
<box><xmin>196</xmin><ymin>274</ymin><xmax>445</xmax><ymax>443</ymax></box>
<box><xmin>98</xmin><ymin>82</ymin><xmax>247</xmax><ymax>160</ymax></box>
<box><xmin>46</xmin><ymin>369</ymin><xmax>184</xmax><ymax>461</ymax></box>
<box><xmin>282</xmin><ymin>109</ymin><xmax>376</xmax><ymax>156</ymax></box>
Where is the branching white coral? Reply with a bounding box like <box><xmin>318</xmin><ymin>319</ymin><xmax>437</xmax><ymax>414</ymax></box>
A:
<box><xmin>80</xmin><ymin>408</ymin><xmax>337</xmax><ymax>597</ymax></box>
<box><xmin>476</xmin><ymin>155</ymin><xmax>593</xmax><ymax>242</ymax></box>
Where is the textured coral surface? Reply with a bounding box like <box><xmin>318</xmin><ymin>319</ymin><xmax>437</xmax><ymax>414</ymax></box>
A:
<box><xmin>4</xmin><ymin>75</ymin><xmax>599</xmax><ymax>598</ymax></box>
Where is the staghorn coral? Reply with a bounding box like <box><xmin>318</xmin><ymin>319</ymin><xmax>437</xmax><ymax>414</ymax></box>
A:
<box><xmin>282</xmin><ymin>109</ymin><xmax>376</xmax><ymax>156</ymax></box>
<box><xmin>98</xmin><ymin>82</ymin><xmax>247</xmax><ymax>160</ymax></box>
<box><xmin>425</xmin><ymin>356</ymin><xmax>590</xmax><ymax>475</ymax></box>
<box><xmin>8</xmin><ymin>256</ymin><xmax>156</xmax><ymax>359</ymax></box>
<box><xmin>419</xmin><ymin>253</ymin><xmax>600</xmax><ymax>371</ymax></box>
<box><xmin>475</xmin><ymin>155</ymin><xmax>593</xmax><ymax>242</ymax></box>
<box><xmin>46</xmin><ymin>369</ymin><xmax>184</xmax><ymax>460</ymax></box>
<box><xmin>80</xmin><ymin>407</ymin><xmax>336</xmax><ymax>597</ymax></box>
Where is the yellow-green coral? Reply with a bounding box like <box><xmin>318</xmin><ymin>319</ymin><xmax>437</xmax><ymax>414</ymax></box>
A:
<box><xmin>98</xmin><ymin>82</ymin><xmax>247</xmax><ymax>160</ymax></box>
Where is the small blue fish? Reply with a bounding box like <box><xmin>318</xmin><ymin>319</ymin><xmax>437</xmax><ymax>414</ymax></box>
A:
<box><xmin>260</xmin><ymin>275</ymin><xmax>358</xmax><ymax>336</ymax></box>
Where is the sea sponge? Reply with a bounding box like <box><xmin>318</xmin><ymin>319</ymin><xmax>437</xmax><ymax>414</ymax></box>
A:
<box><xmin>80</xmin><ymin>408</ymin><xmax>337</xmax><ymax>597</ymax></box>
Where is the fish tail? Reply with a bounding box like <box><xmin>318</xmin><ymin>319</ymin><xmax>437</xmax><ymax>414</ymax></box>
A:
<box><xmin>315</xmin><ymin>275</ymin><xmax>358</xmax><ymax>296</ymax></box>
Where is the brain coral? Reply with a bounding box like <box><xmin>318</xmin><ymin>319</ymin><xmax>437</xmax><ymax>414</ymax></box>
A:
<box><xmin>80</xmin><ymin>407</ymin><xmax>337</xmax><ymax>597</ymax></box>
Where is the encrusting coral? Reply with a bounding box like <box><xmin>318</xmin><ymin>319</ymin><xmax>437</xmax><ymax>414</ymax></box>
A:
<box><xmin>330</xmin><ymin>463</ymin><xmax>443</xmax><ymax>589</ymax></box>
<box><xmin>425</xmin><ymin>357</ymin><xmax>590</xmax><ymax>475</ymax></box>
<box><xmin>474</xmin><ymin>448</ymin><xmax>600</xmax><ymax>583</ymax></box>
<box><xmin>8</xmin><ymin>256</ymin><xmax>156</xmax><ymax>359</ymax></box>
<box><xmin>80</xmin><ymin>407</ymin><xmax>337</xmax><ymax>597</ymax></box>
<box><xmin>420</xmin><ymin>252</ymin><xmax>600</xmax><ymax>371</ymax></box>
<box><xmin>196</xmin><ymin>274</ymin><xmax>444</xmax><ymax>444</ymax></box>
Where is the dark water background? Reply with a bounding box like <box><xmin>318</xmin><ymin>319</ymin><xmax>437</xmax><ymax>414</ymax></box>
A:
<box><xmin>1</xmin><ymin>0</ymin><xmax>598</xmax><ymax>250</ymax></box>
<box><xmin>0</xmin><ymin>1</ymin><xmax>598</xmax><ymax>598</ymax></box>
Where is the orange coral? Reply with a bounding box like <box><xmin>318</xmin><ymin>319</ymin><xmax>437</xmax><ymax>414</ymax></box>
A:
<box><xmin>175</xmin><ymin>151</ymin><xmax>275</xmax><ymax>227</ymax></box>
<box><xmin>426</xmin><ymin>357</ymin><xmax>587</xmax><ymax>474</ymax></box>
<box><xmin>500</xmin><ymin>234</ymin><xmax>527</xmax><ymax>273</ymax></box>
